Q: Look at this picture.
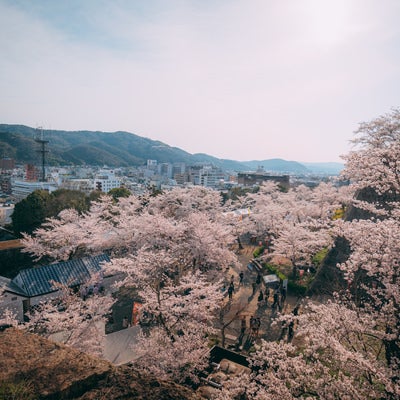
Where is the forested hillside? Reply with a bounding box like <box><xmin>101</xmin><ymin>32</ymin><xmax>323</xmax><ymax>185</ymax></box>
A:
<box><xmin>0</xmin><ymin>124</ymin><xmax>245</xmax><ymax>169</ymax></box>
<box><xmin>0</xmin><ymin>124</ymin><xmax>342</xmax><ymax>173</ymax></box>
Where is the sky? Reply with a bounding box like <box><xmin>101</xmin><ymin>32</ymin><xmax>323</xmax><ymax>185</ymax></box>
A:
<box><xmin>0</xmin><ymin>0</ymin><xmax>399</xmax><ymax>163</ymax></box>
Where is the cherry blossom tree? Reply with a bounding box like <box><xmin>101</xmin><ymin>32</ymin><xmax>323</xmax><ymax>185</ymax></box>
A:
<box><xmin>24</xmin><ymin>283</ymin><xmax>115</xmax><ymax>357</ymax></box>
<box><xmin>132</xmin><ymin>272</ymin><xmax>222</xmax><ymax>382</ymax></box>
<box><xmin>218</xmin><ymin>110</ymin><xmax>400</xmax><ymax>399</ymax></box>
<box><xmin>337</xmin><ymin>110</ymin><xmax>400</xmax><ymax>372</ymax></box>
<box><xmin>21</xmin><ymin>188</ymin><xmax>236</xmax><ymax>268</ymax></box>
<box><xmin>271</xmin><ymin>220</ymin><xmax>333</xmax><ymax>275</ymax></box>
<box><xmin>0</xmin><ymin>308</ymin><xmax>18</xmax><ymax>328</ymax></box>
<box><xmin>146</xmin><ymin>185</ymin><xmax>223</xmax><ymax>219</ymax></box>
<box><xmin>239</xmin><ymin>181</ymin><xmax>287</xmax><ymax>239</ymax></box>
<box><xmin>233</xmin><ymin>182</ymin><xmax>342</xmax><ymax>275</ymax></box>
<box><xmin>19</xmin><ymin>186</ymin><xmax>237</xmax><ymax>382</ymax></box>
<box><xmin>341</xmin><ymin>108</ymin><xmax>400</xmax><ymax>218</ymax></box>
<box><xmin>217</xmin><ymin>300</ymin><xmax>400</xmax><ymax>399</ymax></box>
<box><xmin>237</xmin><ymin>181</ymin><xmax>345</xmax><ymax>244</ymax></box>
<box><xmin>337</xmin><ymin>218</ymin><xmax>400</xmax><ymax>373</ymax></box>
<box><xmin>105</xmin><ymin>247</ymin><xmax>224</xmax><ymax>383</ymax></box>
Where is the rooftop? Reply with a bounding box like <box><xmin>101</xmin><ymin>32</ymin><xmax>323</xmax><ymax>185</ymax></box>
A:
<box><xmin>8</xmin><ymin>254</ymin><xmax>110</xmax><ymax>297</ymax></box>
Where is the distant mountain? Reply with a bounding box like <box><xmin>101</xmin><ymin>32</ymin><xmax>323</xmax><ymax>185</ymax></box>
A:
<box><xmin>0</xmin><ymin>124</ymin><xmax>248</xmax><ymax>170</ymax></box>
<box><xmin>301</xmin><ymin>162</ymin><xmax>344</xmax><ymax>175</ymax></box>
<box><xmin>0</xmin><ymin>124</ymin><xmax>341</xmax><ymax>174</ymax></box>
<box><xmin>242</xmin><ymin>159</ymin><xmax>309</xmax><ymax>174</ymax></box>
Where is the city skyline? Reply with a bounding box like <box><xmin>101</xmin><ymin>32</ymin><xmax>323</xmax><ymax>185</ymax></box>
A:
<box><xmin>1</xmin><ymin>0</ymin><xmax>399</xmax><ymax>163</ymax></box>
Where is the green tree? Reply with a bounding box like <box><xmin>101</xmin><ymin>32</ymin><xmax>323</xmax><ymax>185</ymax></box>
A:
<box><xmin>107</xmin><ymin>187</ymin><xmax>131</xmax><ymax>201</ymax></box>
<box><xmin>12</xmin><ymin>190</ymin><xmax>51</xmax><ymax>235</ymax></box>
<box><xmin>47</xmin><ymin>189</ymin><xmax>89</xmax><ymax>216</ymax></box>
<box><xmin>87</xmin><ymin>190</ymin><xmax>102</xmax><ymax>204</ymax></box>
<box><xmin>11</xmin><ymin>189</ymin><xmax>91</xmax><ymax>236</ymax></box>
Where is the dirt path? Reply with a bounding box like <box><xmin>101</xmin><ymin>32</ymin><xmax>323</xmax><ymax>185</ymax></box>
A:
<box><xmin>219</xmin><ymin>246</ymin><xmax>299</xmax><ymax>352</ymax></box>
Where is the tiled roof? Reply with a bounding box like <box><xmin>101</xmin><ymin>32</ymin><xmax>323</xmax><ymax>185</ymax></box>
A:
<box><xmin>10</xmin><ymin>254</ymin><xmax>110</xmax><ymax>297</ymax></box>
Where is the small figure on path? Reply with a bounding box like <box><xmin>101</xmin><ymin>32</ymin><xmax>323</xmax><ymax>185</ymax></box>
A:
<box><xmin>280</xmin><ymin>286</ymin><xmax>287</xmax><ymax>304</ymax></box>
<box><xmin>288</xmin><ymin>320</ymin><xmax>294</xmax><ymax>342</ymax></box>
<box><xmin>250</xmin><ymin>315</ymin><xmax>257</xmax><ymax>337</ymax></box>
<box><xmin>257</xmin><ymin>290</ymin><xmax>264</xmax><ymax>304</ymax></box>
<box><xmin>264</xmin><ymin>287</ymin><xmax>270</xmax><ymax>305</ymax></box>
<box><xmin>251</xmin><ymin>281</ymin><xmax>257</xmax><ymax>296</ymax></box>
<box><xmin>241</xmin><ymin>315</ymin><xmax>246</xmax><ymax>334</ymax></box>
<box><xmin>228</xmin><ymin>283</ymin><xmax>234</xmax><ymax>300</ymax></box>
<box><xmin>122</xmin><ymin>316</ymin><xmax>129</xmax><ymax>329</ymax></box>
<box><xmin>272</xmin><ymin>290</ymin><xmax>280</xmax><ymax>309</ymax></box>
<box><xmin>239</xmin><ymin>271</ymin><xmax>244</xmax><ymax>286</ymax></box>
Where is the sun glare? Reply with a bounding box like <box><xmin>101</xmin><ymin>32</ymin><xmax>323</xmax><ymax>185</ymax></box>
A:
<box><xmin>303</xmin><ymin>0</ymin><xmax>354</xmax><ymax>46</ymax></box>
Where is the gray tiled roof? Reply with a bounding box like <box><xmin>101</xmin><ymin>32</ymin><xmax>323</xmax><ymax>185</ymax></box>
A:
<box><xmin>10</xmin><ymin>254</ymin><xmax>110</xmax><ymax>297</ymax></box>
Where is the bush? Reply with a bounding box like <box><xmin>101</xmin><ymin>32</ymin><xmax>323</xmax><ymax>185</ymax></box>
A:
<box><xmin>312</xmin><ymin>247</ymin><xmax>329</xmax><ymax>267</ymax></box>
<box><xmin>288</xmin><ymin>280</ymin><xmax>307</xmax><ymax>296</ymax></box>
<box><xmin>332</xmin><ymin>207</ymin><xmax>345</xmax><ymax>220</ymax></box>
<box><xmin>253</xmin><ymin>246</ymin><xmax>265</xmax><ymax>258</ymax></box>
<box><xmin>263</xmin><ymin>263</ymin><xmax>307</xmax><ymax>296</ymax></box>
<box><xmin>264</xmin><ymin>263</ymin><xmax>287</xmax><ymax>281</ymax></box>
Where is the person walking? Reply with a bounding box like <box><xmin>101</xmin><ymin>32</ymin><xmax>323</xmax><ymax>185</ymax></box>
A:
<box><xmin>239</xmin><ymin>271</ymin><xmax>244</xmax><ymax>286</ymax></box>
<box><xmin>280</xmin><ymin>286</ymin><xmax>287</xmax><ymax>304</ymax></box>
<box><xmin>251</xmin><ymin>281</ymin><xmax>257</xmax><ymax>296</ymax></box>
<box><xmin>264</xmin><ymin>287</ymin><xmax>270</xmax><ymax>306</ymax></box>
<box><xmin>288</xmin><ymin>320</ymin><xmax>295</xmax><ymax>342</ymax></box>
<box><xmin>228</xmin><ymin>283</ymin><xmax>234</xmax><ymax>300</ymax></box>
<box><xmin>250</xmin><ymin>316</ymin><xmax>257</xmax><ymax>337</ymax></box>
<box><xmin>257</xmin><ymin>290</ymin><xmax>264</xmax><ymax>304</ymax></box>
<box><xmin>240</xmin><ymin>315</ymin><xmax>246</xmax><ymax>335</ymax></box>
<box><xmin>272</xmin><ymin>290</ymin><xmax>280</xmax><ymax>309</ymax></box>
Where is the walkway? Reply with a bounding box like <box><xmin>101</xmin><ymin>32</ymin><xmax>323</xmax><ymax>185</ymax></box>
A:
<box><xmin>219</xmin><ymin>245</ymin><xmax>299</xmax><ymax>352</ymax></box>
<box><xmin>102</xmin><ymin>245</ymin><xmax>300</xmax><ymax>364</ymax></box>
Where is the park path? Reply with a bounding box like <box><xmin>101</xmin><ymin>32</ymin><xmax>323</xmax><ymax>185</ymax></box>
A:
<box><xmin>220</xmin><ymin>246</ymin><xmax>299</xmax><ymax>352</ymax></box>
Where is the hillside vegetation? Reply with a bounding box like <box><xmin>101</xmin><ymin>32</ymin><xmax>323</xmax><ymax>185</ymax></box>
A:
<box><xmin>0</xmin><ymin>124</ymin><xmax>342</xmax><ymax>173</ymax></box>
<box><xmin>0</xmin><ymin>328</ymin><xmax>197</xmax><ymax>400</ymax></box>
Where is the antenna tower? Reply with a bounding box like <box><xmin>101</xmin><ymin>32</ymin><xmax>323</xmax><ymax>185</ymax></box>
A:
<box><xmin>34</xmin><ymin>127</ymin><xmax>49</xmax><ymax>182</ymax></box>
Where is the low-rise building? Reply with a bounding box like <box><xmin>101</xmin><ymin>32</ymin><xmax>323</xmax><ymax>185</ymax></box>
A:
<box><xmin>11</xmin><ymin>180</ymin><xmax>58</xmax><ymax>201</ymax></box>
<box><xmin>61</xmin><ymin>179</ymin><xmax>93</xmax><ymax>195</ymax></box>
<box><xmin>0</xmin><ymin>254</ymin><xmax>114</xmax><ymax>322</ymax></box>
<box><xmin>93</xmin><ymin>169</ymin><xmax>121</xmax><ymax>193</ymax></box>
<box><xmin>237</xmin><ymin>172</ymin><xmax>290</xmax><ymax>190</ymax></box>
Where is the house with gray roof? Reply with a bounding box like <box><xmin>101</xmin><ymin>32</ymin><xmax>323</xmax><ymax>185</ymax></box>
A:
<box><xmin>0</xmin><ymin>254</ymin><xmax>113</xmax><ymax>322</ymax></box>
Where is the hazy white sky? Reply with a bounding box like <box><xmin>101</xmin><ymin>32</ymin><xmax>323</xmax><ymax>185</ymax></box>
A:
<box><xmin>1</xmin><ymin>0</ymin><xmax>399</xmax><ymax>162</ymax></box>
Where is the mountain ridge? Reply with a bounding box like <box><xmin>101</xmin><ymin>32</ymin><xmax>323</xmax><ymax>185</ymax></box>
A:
<box><xmin>0</xmin><ymin>124</ymin><xmax>343</xmax><ymax>174</ymax></box>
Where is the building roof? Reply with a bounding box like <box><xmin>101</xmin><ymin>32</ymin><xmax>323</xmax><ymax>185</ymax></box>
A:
<box><xmin>9</xmin><ymin>254</ymin><xmax>110</xmax><ymax>297</ymax></box>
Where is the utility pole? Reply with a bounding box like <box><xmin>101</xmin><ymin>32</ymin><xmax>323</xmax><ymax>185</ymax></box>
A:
<box><xmin>34</xmin><ymin>127</ymin><xmax>49</xmax><ymax>182</ymax></box>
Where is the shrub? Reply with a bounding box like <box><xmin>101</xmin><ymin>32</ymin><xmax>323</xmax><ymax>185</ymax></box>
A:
<box><xmin>288</xmin><ymin>280</ymin><xmax>307</xmax><ymax>296</ymax></box>
<box><xmin>264</xmin><ymin>263</ymin><xmax>287</xmax><ymax>281</ymax></box>
<box><xmin>312</xmin><ymin>247</ymin><xmax>329</xmax><ymax>267</ymax></box>
<box><xmin>253</xmin><ymin>246</ymin><xmax>265</xmax><ymax>258</ymax></box>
